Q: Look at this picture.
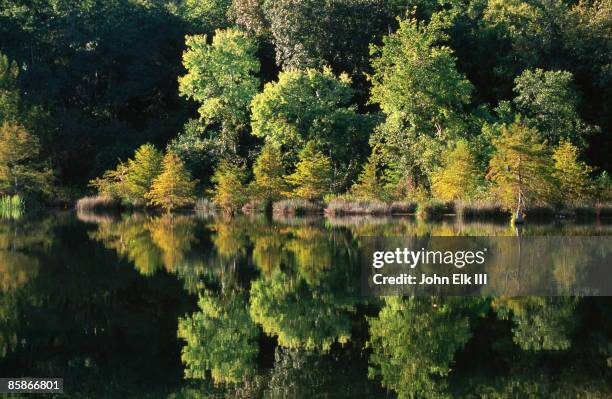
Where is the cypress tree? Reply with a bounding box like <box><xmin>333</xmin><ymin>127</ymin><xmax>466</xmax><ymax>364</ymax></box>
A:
<box><xmin>125</xmin><ymin>143</ymin><xmax>163</xmax><ymax>205</ymax></box>
<box><xmin>250</xmin><ymin>142</ymin><xmax>287</xmax><ymax>203</ymax></box>
<box><xmin>552</xmin><ymin>140</ymin><xmax>593</xmax><ymax>205</ymax></box>
<box><xmin>285</xmin><ymin>141</ymin><xmax>333</xmax><ymax>201</ymax></box>
<box><xmin>146</xmin><ymin>152</ymin><xmax>197</xmax><ymax>212</ymax></box>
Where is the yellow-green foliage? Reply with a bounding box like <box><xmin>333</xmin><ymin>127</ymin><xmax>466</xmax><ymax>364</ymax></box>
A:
<box><xmin>552</xmin><ymin>140</ymin><xmax>593</xmax><ymax>205</ymax></box>
<box><xmin>284</xmin><ymin>141</ymin><xmax>333</xmax><ymax>201</ymax></box>
<box><xmin>0</xmin><ymin>121</ymin><xmax>52</xmax><ymax>197</ymax></box>
<box><xmin>0</xmin><ymin>53</ymin><xmax>20</xmax><ymax>122</ymax></box>
<box><xmin>178</xmin><ymin>28</ymin><xmax>260</xmax><ymax>152</ymax></box>
<box><xmin>146</xmin><ymin>152</ymin><xmax>197</xmax><ymax>212</ymax></box>
<box><xmin>210</xmin><ymin>160</ymin><xmax>248</xmax><ymax>214</ymax></box>
<box><xmin>89</xmin><ymin>161</ymin><xmax>130</xmax><ymax>200</ymax></box>
<box><xmin>250</xmin><ymin>142</ymin><xmax>287</xmax><ymax>203</ymax></box>
<box><xmin>124</xmin><ymin>143</ymin><xmax>163</xmax><ymax>205</ymax></box>
<box><xmin>351</xmin><ymin>150</ymin><xmax>383</xmax><ymax>201</ymax></box>
<box><xmin>487</xmin><ymin>122</ymin><xmax>558</xmax><ymax>210</ymax></box>
<box><xmin>0</xmin><ymin>195</ymin><xmax>24</xmax><ymax>219</ymax></box>
<box><xmin>431</xmin><ymin>140</ymin><xmax>483</xmax><ymax>201</ymax></box>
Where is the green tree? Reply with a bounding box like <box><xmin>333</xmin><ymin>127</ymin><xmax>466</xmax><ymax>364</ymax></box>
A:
<box><xmin>172</xmin><ymin>0</ymin><xmax>232</xmax><ymax>32</ymax></box>
<box><xmin>0</xmin><ymin>122</ymin><xmax>52</xmax><ymax>197</ymax></box>
<box><xmin>552</xmin><ymin>140</ymin><xmax>593</xmax><ymax>205</ymax></box>
<box><xmin>178</xmin><ymin>29</ymin><xmax>260</xmax><ymax>153</ymax></box>
<box><xmin>124</xmin><ymin>144</ymin><xmax>163</xmax><ymax>205</ymax></box>
<box><xmin>482</xmin><ymin>0</ymin><xmax>571</xmax><ymax>90</ymax></box>
<box><xmin>232</xmin><ymin>0</ymin><xmax>268</xmax><ymax>37</ymax></box>
<box><xmin>493</xmin><ymin>297</ymin><xmax>579</xmax><ymax>351</ymax></box>
<box><xmin>351</xmin><ymin>149</ymin><xmax>384</xmax><ymax>201</ymax></box>
<box><xmin>210</xmin><ymin>160</ymin><xmax>248</xmax><ymax>214</ymax></box>
<box><xmin>487</xmin><ymin>122</ymin><xmax>558</xmax><ymax>211</ymax></box>
<box><xmin>284</xmin><ymin>142</ymin><xmax>333</xmax><ymax>201</ymax></box>
<box><xmin>369</xmin><ymin>12</ymin><xmax>473</xmax><ymax>188</ymax></box>
<box><xmin>594</xmin><ymin>171</ymin><xmax>612</xmax><ymax>204</ymax></box>
<box><xmin>178</xmin><ymin>289</ymin><xmax>258</xmax><ymax>384</ymax></box>
<box><xmin>250</xmin><ymin>68</ymin><xmax>371</xmax><ymax>185</ymax></box>
<box><xmin>368</xmin><ymin>297</ymin><xmax>485</xmax><ymax>398</ymax></box>
<box><xmin>146</xmin><ymin>152</ymin><xmax>197</xmax><ymax>212</ymax></box>
<box><xmin>89</xmin><ymin>161</ymin><xmax>130</xmax><ymax>201</ymax></box>
<box><xmin>513</xmin><ymin>69</ymin><xmax>592</xmax><ymax>147</ymax></box>
<box><xmin>564</xmin><ymin>0</ymin><xmax>611</xmax><ymax>162</ymax></box>
<box><xmin>0</xmin><ymin>53</ymin><xmax>19</xmax><ymax>123</ymax></box>
<box><xmin>262</xmin><ymin>0</ymin><xmax>401</xmax><ymax>76</ymax></box>
<box><xmin>431</xmin><ymin>140</ymin><xmax>483</xmax><ymax>202</ymax></box>
<box><xmin>250</xmin><ymin>142</ymin><xmax>287</xmax><ymax>204</ymax></box>
<box><xmin>167</xmin><ymin>120</ymin><xmax>222</xmax><ymax>182</ymax></box>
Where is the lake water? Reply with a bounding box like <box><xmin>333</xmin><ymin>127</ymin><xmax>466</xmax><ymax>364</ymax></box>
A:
<box><xmin>1</xmin><ymin>211</ymin><xmax>611</xmax><ymax>398</ymax></box>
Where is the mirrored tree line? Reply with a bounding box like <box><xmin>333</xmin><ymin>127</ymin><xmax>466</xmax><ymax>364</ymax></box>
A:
<box><xmin>80</xmin><ymin>213</ymin><xmax>612</xmax><ymax>397</ymax></box>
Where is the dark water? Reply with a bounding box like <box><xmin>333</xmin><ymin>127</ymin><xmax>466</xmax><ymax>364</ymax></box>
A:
<box><xmin>1</xmin><ymin>211</ymin><xmax>611</xmax><ymax>398</ymax></box>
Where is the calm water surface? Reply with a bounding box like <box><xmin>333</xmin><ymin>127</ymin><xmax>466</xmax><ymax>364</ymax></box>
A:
<box><xmin>1</xmin><ymin>211</ymin><xmax>611</xmax><ymax>398</ymax></box>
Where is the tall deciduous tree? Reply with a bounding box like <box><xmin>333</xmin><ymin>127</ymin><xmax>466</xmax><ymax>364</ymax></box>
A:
<box><xmin>552</xmin><ymin>140</ymin><xmax>593</xmax><ymax>205</ymax></box>
<box><xmin>369</xmin><ymin>12</ymin><xmax>473</xmax><ymax>189</ymax></box>
<box><xmin>487</xmin><ymin>122</ymin><xmax>558</xmax><ymax>210</ymax></box>
<box><xmin>431</xmin><ymin>140</ymin><xmax>483</xmax><ymax>202</ymax></box>
<box><xmin>513</xmin><ymin>69</ymin><xmax>592</xmax><ymax>147</ymax></box>
<box><xmin>0</xmin><ymin>53</ymin><xmax>20</xmax><ymax>123</ymax></box>
<box><xmin>284</xmin><ymin>142</ymin><xmax>333</xmax><ymax>201</ymax></box>
<box><xmin>179</xmin><ymin>29</ymin><xmax>260</xmax><ymax>153</ymax></box>
<box><xmin>172</xmin><ymin>0</ymin><xmax>232</xmax><ymax>32</ymax></box>
<box><xmin>146</xmin><ymin>152</ymin><xmax>197</xmax><ymax>212</ymax></box>
<box><xmin>262</xmin><ymin>0</ymin><xmax>401</xmax><ymax>76</ymax></box>
<box><xmin>251</xmin><ymin>68</ymin><xmax>371</xmax><ymax>185</ymax></box>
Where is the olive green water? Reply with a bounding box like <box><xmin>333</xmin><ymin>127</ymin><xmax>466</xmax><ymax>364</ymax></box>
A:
<box><xmin>0</xmin><ymin>211</ymin><xmax>611</xmax><ymax>398</ymax></box>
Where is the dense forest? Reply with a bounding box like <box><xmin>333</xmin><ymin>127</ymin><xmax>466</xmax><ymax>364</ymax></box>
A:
<box><xmin>0</xmin><ymin>0</ymin><xmax>610</xmax><ymax>214</ymax></box>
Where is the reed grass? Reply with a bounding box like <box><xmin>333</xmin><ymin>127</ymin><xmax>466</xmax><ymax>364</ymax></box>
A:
<box><xmin>272</xmin><ymin>199</ymin><xmax>323</xmax><ymax>215</ymax></box>
<box><xmin>195</xmin><ymin>197</ymin><xmax>216</xmax><ymax>213</ymax></box>
<box><xmin>389</xmin><ymin>201</ymin><xmax>417</xmax><ymax>214</ymax></box>
<box><xmin>241</xmin><ymin>199</ymin><xmax>268</xmax><ymax>214</ymax></box>
<box><xmin>0</xmin><ymin>195</ymin><xmax>24</xmax><ymax>219</ymax></box>
<box><xmin>325</xmin><ymin>199</ymin><xmax>390</xmax><ymax>216</ymax></box>
<box><xmin>416</xmin><ymin>201</ymin><xmax>454</xmax><ymax>219</ymax></box>
<box><xmin>456</xmin><ymin>200</ymin><xmax>509</xmax><ymax>219</ymax></box>
<box><xmin>75</xmin><ymin>196</ymin><xmax>122</xmax><ymax>211</ymax></box>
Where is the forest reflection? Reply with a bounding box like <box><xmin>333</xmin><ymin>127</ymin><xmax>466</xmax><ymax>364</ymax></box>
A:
<box><xmin>83</xmin><ymin>212</ymin><xmax>612</xmax><ymax>397</ymax></box>
<box><xmin>0</xmin><ymin>213</ymin><xmax>610</xmax><ymax>397</ymax></box>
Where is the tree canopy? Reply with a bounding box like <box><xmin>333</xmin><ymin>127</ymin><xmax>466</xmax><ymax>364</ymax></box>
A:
<box><xmin>369</xmin><ymin>12</ymin><xmax>473</xmax><ymax>189</ymax></box>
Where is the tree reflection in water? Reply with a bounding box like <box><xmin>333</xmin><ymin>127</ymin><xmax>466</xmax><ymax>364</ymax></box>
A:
<box><xmin>1</xmin><ymin>212</ymin><xmax>610</xmax><ymax>397</ymax></box>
